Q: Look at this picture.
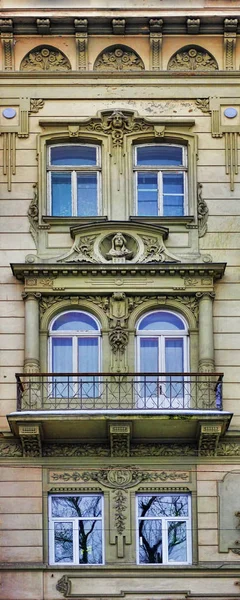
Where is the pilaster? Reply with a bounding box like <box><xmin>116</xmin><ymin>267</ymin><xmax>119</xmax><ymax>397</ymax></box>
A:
<box><xmin>22</xmin><ymin>292</ymin><xmax>41</xmax><ymax>373</ymax></box>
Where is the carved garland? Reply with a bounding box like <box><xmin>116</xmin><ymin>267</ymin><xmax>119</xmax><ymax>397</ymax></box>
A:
<box><xmin>50</xmin><ymin>467</ymin><xmax>189</xmax><ymax>488</ymax></box>
<box><xmin>94</xmin><ymin>46</ymin><xmax>144</xmax><ymax>72</ymax></box>
<box><xmin>168</xmin><ymin>46</ymin><xmax>218</xmax><ymax>71</ymax></box>
<box><xmin>20</xmin><ymin>46</ymin><xmax>71</xmax><ymax>71</ymax></box>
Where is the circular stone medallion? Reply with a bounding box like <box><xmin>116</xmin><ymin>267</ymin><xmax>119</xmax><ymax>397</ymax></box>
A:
<box><xmin>224</xmin><ymin>107</ymin><xmax>238</xmax><ymax>119</ymax></box>
<box><xmin>2</xmin><ymin>107</ymin><xmax>16</xmax><ymax>119</ymax></box>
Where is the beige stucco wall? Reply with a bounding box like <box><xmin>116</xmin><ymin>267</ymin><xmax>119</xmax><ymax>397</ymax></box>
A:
<box><xmin>1</xmin><ymin>2</ymin><xmax>240</xmax><ymax>598</ymax></box>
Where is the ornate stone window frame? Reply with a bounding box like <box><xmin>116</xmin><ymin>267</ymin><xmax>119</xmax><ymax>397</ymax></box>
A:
<box><xmin>124</xmin><ymin>128</ymin><xmax>198</xmax><ymax>226</ymax></box>
<box><xmin>43</xmin><ymin>466</ymin><xmax>197</xmax><ymax>567</ymax></box>
<box><xmin>37</xmin><ymin>129</ymin><xmax>110</xmax><ymax>227</ymax></box>
<box><xmin>128</xmin><ymin>297</ymin><xmax>198</xmax><ymax>374</ymax></box>
<box><xmin>40</xmin><ymin>298</ymin><xmax>109</xmax><ymax>374</ymax></box>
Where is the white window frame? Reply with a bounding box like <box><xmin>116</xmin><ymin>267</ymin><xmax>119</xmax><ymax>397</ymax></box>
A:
<box><xmin>49</xmin><ymin>310</ymin><xmax>102</xmax><ymax>374</ymax></box>
<box><xmin>134</xmin><ymin>143</ymin><xmax>188</xmax><ymax>217</ymax></box>
<box><xmin>136</xmin><ymin>310</ymin><xmax>189</xmax><ymax>373</ymax></box>
<box><xmin>47</xmin><ymin>143</ymin><xmax>102</xmax><ymax>216</ymax></box>
<box><xmin>136</xmin><ymin>493</ymin><xmax>192</xmax><ymax>565</ymax></box>
<box><xmin>49</xmin><ymin>493</ymin><xmax>104</xmax><ymax>566</ymax></box>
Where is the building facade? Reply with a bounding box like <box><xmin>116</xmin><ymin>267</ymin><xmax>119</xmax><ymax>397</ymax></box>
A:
<box><xmin>1</xmin><ymin>1</ymin><xmax>240</xmax><ymax>599</ymax></box>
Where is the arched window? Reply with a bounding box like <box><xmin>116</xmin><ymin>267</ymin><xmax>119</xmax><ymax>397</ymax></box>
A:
<box><xmin>134</xmin><ymin>144</ymin><xmax>187</xmax><ymax>217</ymax></box>
<box><xmin>50</xmin><ymin>311</ymin><xmax>101</xmax><ymax>373</ymax></box>
<box><xmin>47</xmin><ymin>144</ymin><xmax>101</xmax><ymax>216</ymax></box>
<box><xmin>136</xmin><ymin>310</ymin><xmax>189</xmax><ymax>408</ymax></box>
<box><xmin>49</xmin><ymin>311</ymin><xmax>101</xmax><ymax>398</ymax></box>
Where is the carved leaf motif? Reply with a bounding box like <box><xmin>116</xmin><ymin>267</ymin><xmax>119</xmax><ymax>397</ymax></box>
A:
<box><xmin>87</xmin><ymin>111</ymin><xmax>153</xmax><ymax>147</ymax></box>
<box><xmin>94</xmin><ymin>47</ymin><xmax>144</xmax><ymax>71</ymax></box>
<box><xmin>56</xmin><ymin>575</ymin><xmax>70</xmax><ymax>598</ymax></box>
<box><xmin>0</xmin><ymin>442</ymin><xmax>22</xmax><ymax>457</ymax></box>
<box><xmin>168</xmin><ymin>47</ymin><xmax>218</xmax><ymax>71</ymax></box>
<box><xmin>20</xmin><ymin>46</ymin><xmax>71</xmax><ymax>71</ymax></box>
<box><xmin>114</xmin><ymin>490</ymin><xmax>127</xmax><ymax>534</ymax></box>
<box><xmin>30</xmin><ymin>99</ymin><xmax>45</xmax><ymax>113</ymax></box>
<box><xmin>43</xmin><ymin>444</ymin><xmax>109</xmax><ymax>457</ymax></box>
<box><xmin>195</xmin><ymin>98</ymin><xmax>210</xmax><ymax>113</ymax></box>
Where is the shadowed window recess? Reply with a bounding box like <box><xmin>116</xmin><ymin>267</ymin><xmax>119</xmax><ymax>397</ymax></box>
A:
<box><xmin>47</xmin><ymin>144</ymin><xmax>101</xmax><ymax>216</ymax></box>
<box><xmin>137</xmin><ymin>493</ymin><xmax>192</xmax><ymax>564</ymax></box>
<box><xmin>49</xmin><ymin>494</ymin><xmax>103</xmax><ymax>565</ymax></box>
<box><xmin>134</xmin><ymin>144</ymin><xmax>187</xmax><ymax>217</ymax></box>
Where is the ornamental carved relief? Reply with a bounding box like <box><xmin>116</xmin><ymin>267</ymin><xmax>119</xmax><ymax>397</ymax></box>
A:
<box><xmin>57</xmin><ymin>226</ymin><xmax>179</xmax><ymax>265</ymax></box>
<box><xmin>168</xmin><ymin>46</ymin><xmax>218</xmax><ymax>71</ymax></box>
<box><xmin>50</xmin><ymin>467</ymin><xmax>189</xmax><ymax>488</ymax></box>
<box><xmin>86</xmin><ymin>110</ymin><xmax>152</xmax><ymax>148</ymax></box>
<box><xmin>20</xmin><ymin>45</ymin><xmax>71</xmax><ymax>71</ymax></box>
<box><xmin>94</xmin><ymin>45</ymin><xmax>144</xmax><ymax>72</ymax></box>
<box><xmin>197</xmin><ymin>183</ymin><xmax>209</xmax><ymax>238</ymax></box>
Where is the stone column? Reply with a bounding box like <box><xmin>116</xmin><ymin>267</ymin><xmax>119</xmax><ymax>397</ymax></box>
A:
<box><xmin>22</xmin><ymin>292</ymin><xmax>41</xmax><ymax>372</ymax></box>
<box><xmin>198</xmin><ymin>292</ymin><xmax>215</xmax><ymax>372</ymax></box>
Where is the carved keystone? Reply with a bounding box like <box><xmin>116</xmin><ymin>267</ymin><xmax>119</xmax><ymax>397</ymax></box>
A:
<box><xmin>109</xmin><ymin>423</ymin><xmax>131</xmax><ymax>457</ymax></box>
<box><xmin>18</xmin><ymin>423</ymin><xmax>42</xmax><ymax>457</ymax></box>
<box><xmin>198</xmin><ymin>423</ymin><xmax>222</xmax><ymax>456</ymax></box>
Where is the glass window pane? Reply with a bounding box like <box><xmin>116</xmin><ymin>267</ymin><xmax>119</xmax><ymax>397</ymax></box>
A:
<box><xmin>54</xmin><ymin>522</ymin><xmax>73</xmax><ymax>563</ymax></box>
<box><xmin>51</xmin><ymin>146</ymin><xmax>97</xmax><ymax>166</ymax></box>
<box><xmin>163</xmin><ymin>173</ymin><xmax>184</xmax><ymax>194</ymax></box>
<box><xmin>168</xmin><ymin>521</ymin><xmax>187</xmax><ymax>562</ymax></box>
<box><xmin>51</xmin><ymin>172</ymin><xmax>72</xmax><ymax>216</ymax></box>
<box><xmin>78</xmin><ymin>338</ymin><xmax>99</xmax><ymax>373</ymax></box>
<box><xmin>139</xmin><ymin>519</ymin><xmax>162</xmax><ymax>564</ymax></box>
<box><xmin>139</xmin><ymin>312</ymin><xmax>185</xmax><ymax>331</ymax></box>
<box><xmin>138</xmin><ymin>495</ymin><xmax>188</xmax><ymax>518</ymax></box>
<box><xmin>137</xmin><ymin>173</ymin><xmax>158</xmax><ymax>216</ymax></box>
<box><xmin>140</xmin><ymin>338</ymin><xmax>158</xmax><ymax>373</ymax></box>
<box><xmin>52</xmin><ymin>495</ymin><xmax>102</xmax><ymax>518</ymax></box>
<box><xmin>163</xmin><ymin>174</ymin><xmax>184</xmax><ymax>216</ymax></box>
<box><xmin>79</xmin><ymin>520</ymin><xmax>102</xmax><ymax>564</ymax></box>
<box><xmin>165</xmin><ymin>339</ymin><xmax>184</xmax><ymax>373</ymax></box>
<box><xmin>137</xmin><ymin>146</ymin><xmax>183</xmax><ymax>166</ymax></box>
<box><xmin>77</xmin><ymin>173</ymin><xmax>98</xmax><ymax>216</ymax></box>
<box><xmin>52</xmin><ymin>338</ymin><xmax>72</xmax><ymax>373</ymax></box>
<box><xmin>52</xmin><ymin>312</ymin><xmax>99</xmax><ymax>332</ymax></box>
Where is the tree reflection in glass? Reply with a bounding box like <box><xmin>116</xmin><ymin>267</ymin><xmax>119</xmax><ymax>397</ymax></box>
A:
<box><xmin>51</xmin><ymin>495</ymin><xmax>103</xmax><ymax>564</ymax></box>
<box><xmin>137</xmin><ymin>494</ymin><xmax>190</xmax><ymax>564</ymax></box>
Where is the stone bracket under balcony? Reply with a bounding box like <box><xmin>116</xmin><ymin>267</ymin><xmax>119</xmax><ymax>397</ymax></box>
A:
<box><xmin>18</xmin><ymin>422</ymin><xmax>43</xmax><ymax>457</ymax></box>
<box><xmin>8</xmin><ymin>413</ymin><xmax>232</xmax><ymax>453</ymax></box>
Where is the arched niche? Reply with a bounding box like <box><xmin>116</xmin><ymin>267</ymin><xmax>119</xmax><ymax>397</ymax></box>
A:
<box><xmin>167</xmin><ymin>45</ymin><xmax>218</xmax><ymax>71</ymax></box>
<box><xmin>20</xmin><ymin>45</ymin><xmax>71</xmax><ymax>71</ymax></box>
<box><xmin>93</xmin><ymin>44</ymin><xmax>145</xmax><ymax>71</ymax></box>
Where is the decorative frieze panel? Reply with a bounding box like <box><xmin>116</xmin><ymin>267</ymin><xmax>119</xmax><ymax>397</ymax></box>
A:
<box><xmin>94</xmin><ymin>45</ymin><xmax>145</xmax><ymax>71</ymax></box>
<box><xmin>49</xmin><ymin>467</ymin><xmax>190</xmax><ymax>487</ymax></box>
<box><xmin>57</xmin><ymin>226</ymin><xmax>179</xmax><ymax>265</ymax></box>
<box><xmin>20</xmin><ymin>45</ymin><xmax>71</xmax><ymax>71</ymax></box>
<box><xmin>168</xmin><ymin>46</ymin><xmax>218</xmax><ymax>71</ymax></box>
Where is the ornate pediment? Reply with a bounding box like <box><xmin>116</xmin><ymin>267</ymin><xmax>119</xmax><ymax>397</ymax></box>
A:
<box><xmin>56</xmin><ymin>221</ymin><xmax>180</xmax><ymax>265</ymax></box>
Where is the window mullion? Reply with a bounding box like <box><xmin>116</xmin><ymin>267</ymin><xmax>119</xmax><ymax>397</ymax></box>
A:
<box><xmin>159</xmin><ymin>171</ymin><xmax>163</xmax><ymax>216</ymax></box>
<box><xmin>72</xmin><ymin>171</ymin><xmax>77</xmax><ymax>216</ymax></box>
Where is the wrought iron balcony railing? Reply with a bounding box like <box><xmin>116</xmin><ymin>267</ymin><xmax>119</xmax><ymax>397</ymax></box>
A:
<box><xmin>15</xmin><ymin>372</ymin><xmax>223</xmax><ymax>412</ymax></box>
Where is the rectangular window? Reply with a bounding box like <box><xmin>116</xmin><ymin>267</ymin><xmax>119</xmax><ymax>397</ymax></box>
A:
<box><xmin>137</xmin><ymin>493</ymin><xmax>191</xmax><ymax>564</ymax></box>
<box><xmin>134</xmin><ymin>144</ymin><xmax>187</xmax><ymax>217</ymax></box>
<box><xmin>49</xmin><ymin>494</ymin><xmax>104</xmax><ymax>565</ymax></box>
<box><xmin>47</xmin><ymin>144</ymin><xmax>101</xmax><ymax>217</ymax></box>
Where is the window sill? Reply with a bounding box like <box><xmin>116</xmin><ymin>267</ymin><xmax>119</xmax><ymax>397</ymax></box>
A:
<box><xmin>42</xmin><ymin>215</ymin><xmax>108</xmax><ymax>226</ymax></box>
<box><xmin>129</xmin><ymin>215</ymin><xmax>195</xmax><ymax>227</ymax></box>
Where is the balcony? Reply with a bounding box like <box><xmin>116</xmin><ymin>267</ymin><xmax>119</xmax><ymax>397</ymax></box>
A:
<box><xmin>8</xmin><ymin>372</ymin><xmax>232</xmax><ymax>449</ymax></box>
<box><xmin>16</xmin><ymin>372</ymin><xmax>223</xmax><ymax>413</ymax></box>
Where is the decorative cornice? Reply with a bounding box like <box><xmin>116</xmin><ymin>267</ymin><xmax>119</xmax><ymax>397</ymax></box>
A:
<box><xmin>11</xmin><ymin>262</ymin><xmax>226</xmax><ymax>282</ymax></box>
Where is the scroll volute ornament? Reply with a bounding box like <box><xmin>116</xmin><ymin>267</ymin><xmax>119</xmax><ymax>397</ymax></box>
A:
<box><xmin>94</xmin><ymin>45</ymin><xmax>144</xmax><ymax>71</ymax></box>
<box><xmin>168</xmin><ymin>45</ymin><xmax>218</xmax><ymax>71</ymax></box>
<box><xmin>20</xmin><ymin>45</ymin><xmax>71</xmax><ymax>71</ymax></box>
